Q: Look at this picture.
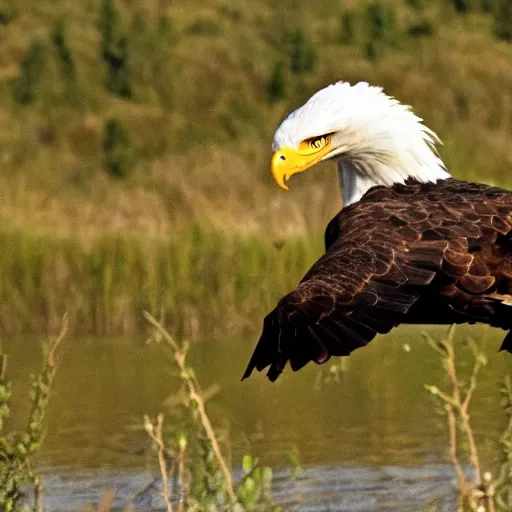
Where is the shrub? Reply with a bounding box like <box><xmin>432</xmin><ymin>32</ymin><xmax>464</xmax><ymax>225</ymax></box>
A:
<box><xmin>99</xmin><ymin>0</ymin><xmax>132</xmax><ymax>98</ymax></box>
<box><xmin>408</xmin><ymin>19</ymin><xmax>435</xmax><ymax>37</ymax></box>
<box><xmin>51</xmin><ymin>19</ymin><xmax>76</xmax><ymax>80</ymax></box>
<box><xmin>289</xmin><ymin>28</ymin><xmax>316</xmax><ymax>74</ymax></box>
<box><xmin>0</xmin><ymin>3</ymin><xmax>17</xmax><ymax>25</ymax></box>
<box><xmin>452</xmin><ymin>0</ymin><xmax>473</xmax><ymax>11</ymax></box>
<box><xmin>365</xmin><ymin>39</ymin><xmax>380</xmax><ymax>60</ymax></box>
<box><xmin>365</xmin><ymin>2</ymin><xmax>398</xmax><ymax>60</ymax></box>
<box><xmin>15</xmin><ymin>39</ymin><xmax>48</xmax><ymax>104</ymax></box>
<box><xmin>152</xmin><ymin>16</ymin><xmax>176</xmax><ymax>110</ymax></box>
<box><xmin>0</xmin><ymin>318</ymin><xmax>67</xmax><ymax>511</ymax></box>
<box><xmin>339</xmin><ymin>11</ymin><xmax>357</xmax><ymax>44</ymax></box>
<box><xmin>453</xmin><ymin>0</ymin><xmax>493</xmax><ymax>11</ymax></box>
<box><xmin>267</xmin><ymin>61</ymin><xmax>286</xmax><ymax>103</ymax></box>
<box><xmin>103</xmin><ymin>118</ymin><xmax>133</xmax><ymax>178</ymax></box>
<box><xmin>157</xmin><ymin>15</ymin><xmax>174</xmax><ymax>40</ymax></box>
<box><xmin>143</xmin><ymin>314</ymin><xmax>280</xmax><ymax>511</ymax></box>
<box><xmin>423</xmin><ymin>327</ymin><xmax>512</xmax><ymax>510</ymax></box>
<box><xmin>99</xmin><ymin>0</ymin><xmax>120</xmax><ymax>56</ymax></box>
<box><xmin>367</xmin><ymin>2</ymin><xmax>397</xmax><ymax>44</ymax></box>
<box><xmin>105</xmin><ymin>35</ymin><xmax>132</xmax><ymax>98</ymax></box>
<box><xmin>494</xmin><ymin>0</ymin><xmax>512</xmax><ymax>41</ymax></box>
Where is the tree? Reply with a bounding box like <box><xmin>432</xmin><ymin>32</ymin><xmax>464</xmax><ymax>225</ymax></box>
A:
<box><xmin>267</xmin><ymin>61</ymin><xmax>286</xmax><ymax>103</ymax></box>
<box><xmin>289</xmin><ymin>28</ymin><xmax>315</xmax><ymax>74</ymax></box>
<box><xmin>99</xmin><ymin>0</ymin><xmax>132</xmax><ymax>98</ymax></box>
<box><xmin>339</xmin><ymin>11</ymin><xmax>357</xmax><ymax>44</ymax></box>
<box><xmin>367</xmin><ymin>2</ymin><xmax>397</xmax><ymax>45</ymax></box>
<box><xmin>495</xmin><ymin>0</ymin><xmax>512</xmax><ymax>41</ymax></box>
<box><xmin>365</xmin><ymin>2</ymin><xmax>398</xmax><ymax>60</ymax></box>
<box><xmin>452</xmin><ymin>0</ymin><xmax>472</xmax><ymax>11</ymax></box>
<box><xmin>15</xmin><ymin>39</ymin><xmax>48</xmax><ymax>104</ymax></box>
<box><xmin>481</xmin><ymin>0</ymin><xmax>495</xmax><ymax>11</ymax></box>
<box><xmin>99</xmin><ymin>0</ymin><xmax>121</xmax><ymax>57</ymax></box>
<box><xmin>103</xmin><ymin>118</ymin><xmax>133</xmax><ymax>178</ymax></box>
<box><xmin>51</xmin><ymin>19</ymin><xmax>76</xmax><ymax>80</ymax></box>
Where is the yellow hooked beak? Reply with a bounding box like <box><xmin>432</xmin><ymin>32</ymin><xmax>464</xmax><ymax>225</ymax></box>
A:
<box><xmin>271</xmin><ymin>135</ymin><xmax>334</xmax><ymax>190</ymax></box>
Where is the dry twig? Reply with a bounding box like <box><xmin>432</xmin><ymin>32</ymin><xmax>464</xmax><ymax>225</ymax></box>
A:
<box><xmin>424</xmin><ymin>326</ymin><xmax>491</xmax><ymax>510</ymax></box>
<box><xmin>143</xmin><ymin>413</ymin><xmax>173</xmax><ymax>512</ymax></box>
<box><xmin>144</xmin><ymin>311</ymin><xmax>238</xmax><ymax>506</ymax></box>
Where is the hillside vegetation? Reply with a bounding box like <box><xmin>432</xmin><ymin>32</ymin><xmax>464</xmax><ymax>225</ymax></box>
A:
<box><xmin>2</xmin><ymin>0</ymin><xmax>512</xmax><ymax>334</ymax></box>
<box><xmin>1</xmin><ymin>0</ymin><xmax>512</xmax><ymax>238</ymax></box>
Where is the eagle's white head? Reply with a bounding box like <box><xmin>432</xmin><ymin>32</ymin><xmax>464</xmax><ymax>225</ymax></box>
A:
<box><xmin>271</xmin><ymin>81</ymin><xmax>451</xmax><ymax>206</ymax></box>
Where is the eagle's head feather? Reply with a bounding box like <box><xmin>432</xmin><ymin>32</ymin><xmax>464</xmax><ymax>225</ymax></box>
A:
<box><xmin>271</xmin><ymin>81</ymin><xmax>450</xmax><ymax>205</ymax></box>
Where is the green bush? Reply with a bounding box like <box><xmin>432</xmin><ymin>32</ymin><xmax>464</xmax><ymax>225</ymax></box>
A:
<box><xmin>99</xmin><ymin>0</ymin><xmax>132</xmax><ymax>98</ymax></box>
<box><xmin>453</xmin><ymin>0</ymin><xmax>493</xmax><ymax>11</ymax></box>
<box><xmin>0</xmin><ymin>3</ymin><xmax>17</xmax><ymax>25</ymax></box>
<box><xmin>339</xmin><ymin>11</ymin><xmax>357</xmax><ymax>44</ymax></box>
<box><xmin>99</xmin><ymin>0</ymin><xmax>120</xmax><ymax>56</ymax></box>
<box><xmin>0</xmin><ymin>320</ymin><xmax>67</xmax><ymax>511</ymax></box>
<box><xmin>408</xmin><ymin>19</ymin><xmax>435</xmax><ymax>37</ymax></box>
<box><xmin>494</xmin><ymin>0</ymin><xmax>512</xmax><ymax>41</ymax></box>
<box><xmin>157</xmin><ymin>15</ymin><xmax>174</xmax><ymax>40</ymax></box>
<box><xmin>267</xmin><ymin>61</ymin><xmax>286</xmax><ymax>103</ymax></box>
<box><xmin>15</xmin><ymin>39</ymin><xmax>48</xmax><ymax>104</ymax></box>
<box><xmin>103</xmin><ymin>118</ymin><xmax>133</xmax><ymax>178</ymax></box>
<box><xmin>451</xmin><ymin>0</ymin><xmax>473</xmax><ymax>11</ymax></box>
<box><xmin>51</xmin><ymin>19</ymin><xmax>76</xmax><ymax>80</ymax></box>
<box><xmin>289</xmin><ymin>28</ymin><xmax>315</xmax><ymax>73</ymax></box>
<box><xmin>367</xmin><ymin>2</ymin><xmax>397</xmax><ymax>44</ymax></box>
<box><xmin>365</xmin><ymin>40</ymin><xmax>380</xmax><ymax>60</ymax></box>
<box><xmin>365</xmin><ymin>2</ymin><xmax>398</xmax><ymax>60</ymax></box>
<box><xmin>481</xmin><ymin>0</ymin><xmax>496</xmax><ymax>11</ymax></box>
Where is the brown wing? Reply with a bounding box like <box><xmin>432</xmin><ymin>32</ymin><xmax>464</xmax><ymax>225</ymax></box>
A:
<box><xmin>243</xmin><ymin>179</ymin><xmax>512</xmax><ymax>382</ymax></box>
<box><xmin>242</xmin><ymin>236</ymin><xmax>445</xmax><ymax>382</ymax></box>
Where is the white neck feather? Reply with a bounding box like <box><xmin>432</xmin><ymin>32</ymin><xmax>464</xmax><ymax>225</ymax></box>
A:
<box><xmin>338</xmin><ymin>154</ymin><xmax>451</xmax><ymax>206</ymax></box>
<box><xmin>338</xmin><ymin>162</ymin><xmax>380</xmax><ymax>206</ymax></box>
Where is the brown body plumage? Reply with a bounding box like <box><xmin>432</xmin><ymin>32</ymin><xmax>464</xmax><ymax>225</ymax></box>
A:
<box><xmin>243</xmin><ymin>178</ymin><xmax>512</xmax><ymax>382</ymax></box>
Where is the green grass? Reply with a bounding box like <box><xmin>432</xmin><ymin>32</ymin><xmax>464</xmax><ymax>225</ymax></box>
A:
<box><xmin>2</xmin><ymin>1</ymin><xmax>512</xmax><ymax>334</ymax></box>
<box><xmin>0</xmin><ymin>224</ymin><xmax>323</xmax><ymax>335</ymax></box>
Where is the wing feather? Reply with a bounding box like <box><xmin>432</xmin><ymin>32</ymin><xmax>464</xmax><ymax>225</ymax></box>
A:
<box><xmin>243</xmin><ymin>179</ymin><xmax>512</xmax><ymax>381</ymax></box>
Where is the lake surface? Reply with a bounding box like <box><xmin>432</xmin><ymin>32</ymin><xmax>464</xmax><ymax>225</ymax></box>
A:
<box><xmin>4</xmin><ymin>324</ymin><xmax>512</xmax><ymax>510</ymax></box>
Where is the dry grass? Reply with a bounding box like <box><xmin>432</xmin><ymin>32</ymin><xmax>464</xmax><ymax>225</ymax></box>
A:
<box><xmin>0</xmin><ymin>0</ymin><xmax>512</xmax><ymax>241</ymax></box>
<box><xmin>1</xmin><ymin>1</ymin><xmax>512</xmax><ymax>335</ymax></box>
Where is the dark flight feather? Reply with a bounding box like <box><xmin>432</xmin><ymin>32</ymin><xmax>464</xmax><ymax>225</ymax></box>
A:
<box><xmin>243</xmin><ymin>178</ymin><xmax>512</xmax><ymax>382</ymax></box>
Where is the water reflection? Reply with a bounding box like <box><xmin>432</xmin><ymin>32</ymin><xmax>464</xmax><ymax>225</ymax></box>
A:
<box><xmin>4</xmin><ymin>325</ymin><xmax>512</xmax><ymax>502</ymax></box>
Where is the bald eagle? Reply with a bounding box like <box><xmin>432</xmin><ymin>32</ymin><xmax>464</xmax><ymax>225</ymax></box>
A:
<box><xmin>243</xmin><ymin>81</ymin><xmax>512</xmax><ymax>382</ymax></box>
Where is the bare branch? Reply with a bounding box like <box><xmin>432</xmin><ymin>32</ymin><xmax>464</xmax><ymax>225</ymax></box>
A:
<box><xmin>144</xmin><ymin>414</ymin><xmax>173</xmax><ymax>512</ymax></box>
<box><xmin>144</xmin><ymin>312</ymin><xmax>237</xmax><ymax>505</ymax></box>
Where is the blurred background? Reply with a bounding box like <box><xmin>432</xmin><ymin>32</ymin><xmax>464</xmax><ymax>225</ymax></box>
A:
<box><xmin>2</xmin><ymin>0</ymin><xmax>512</xmax><ymax>509</ymax></box>
<box><xmin>2</xmin><ymin>0</ymin><xmax>512</xmax><ymax>337</ymax></box>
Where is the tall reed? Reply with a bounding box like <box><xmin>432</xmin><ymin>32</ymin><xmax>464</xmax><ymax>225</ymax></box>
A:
<box><xmin>0</xmin><ymin>224</ymin><xmax>323</xmax><ymax>337</ymax></box>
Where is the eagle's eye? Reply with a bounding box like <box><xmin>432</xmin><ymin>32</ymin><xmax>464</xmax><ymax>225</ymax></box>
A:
<box><xmin>311</xmin><ymin>137</ymin><xmax>324</xmax><ymax>149</ymax></box>
<box><xmin>299</xmin><ymin>134</ymin><xmax>333</xmax><ymax>154</ymax></box>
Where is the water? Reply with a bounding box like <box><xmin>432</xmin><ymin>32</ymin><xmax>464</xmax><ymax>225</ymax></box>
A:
<box><xmin>4</xmin><ymin>324</ymin><xmax>512</xmax><ymax>510</ymax></box>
